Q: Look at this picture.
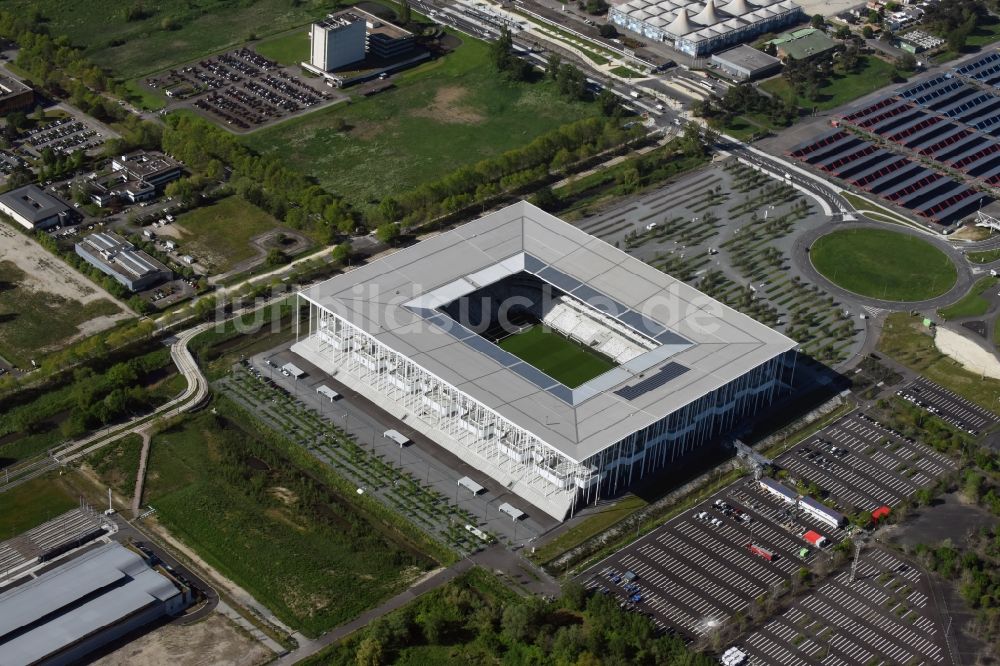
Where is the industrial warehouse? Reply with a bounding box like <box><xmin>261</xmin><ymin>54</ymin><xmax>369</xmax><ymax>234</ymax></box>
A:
<box><xmin>609</xmin><ymin>0</ymin><xmax>804</xmax><ymax>57</ymax></box>
<box><xmin>75</xmin><ymin>231</ymin><xmax>173</xmax><ymax>292</ymax></box>
<box><xmin>291</xmin><ymin>202</ymin><xmax>796</xmax><ymax>520</ymax></box>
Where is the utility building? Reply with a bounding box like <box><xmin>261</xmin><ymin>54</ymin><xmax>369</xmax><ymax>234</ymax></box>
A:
<box><xmin>711</xmin><ymin>44</ymin><xmax>782</xmax><ymax>81</ymax></box>
<box><xmin>0</xmin><ymin>542</ymin><xmax>189</xmax><ymax>666</ymax></box>
<box><xmin>0</xmin><ymin>184</ymin><xmax>73</xmax><ymax>230</ymax></box>
<box><xmin>293</xmin><ymin>202</ymin><xmax>796</xmax><ymax>520</ymax></box>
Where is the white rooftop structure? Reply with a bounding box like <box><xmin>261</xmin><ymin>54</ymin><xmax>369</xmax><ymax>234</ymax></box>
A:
<box><xmin>294</xmin><ymin>202</ymin><xmax>795</xmax><ymax>519</ymax></box>
<box><xmin>0</xmin><ymin>542</ymin><xmax>186</xmax><ymax>666</ymax></box>
<box><xmin>610</xmin><ymin>0</ymin><xmax>804</xmax><ymax>56</ymax></box>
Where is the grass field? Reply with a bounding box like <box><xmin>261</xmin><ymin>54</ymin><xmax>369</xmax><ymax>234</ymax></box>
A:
<box><xmin>86</xmin><ymin>433</ymin><xmax>144</xmax><ymax>499</ymax></box>
<box><xmin>174</xmin><ymin>195</ymin><xmax>296</xmax><ymax>274</ymax></box>
<box><xmin>0</xmin><ymin>260</ymin><xmax>123</xmax><ymax>367</ymax></box>
<box><xmin>0</xmin><ymin>476</ymin><xmax>76</xmax><ymax>539</ymax></box>
<box><xmin>144</xmin><ymin>405</ymin><xmax>434</xmax><ymax>636</ymax></box>
<box><xmin>809</xmin><ymin>228</ymin><xmax>957</xmax><ymax>301</ymax></box>
<box><xmin>879</xmin><ymin>312</ymin><xmax>1000</xmax><ymax>413</ymax></box>
<box><xmin>966</xmin><ymin>247</ymin><xmax>1000</xmax><ymax>264</ymax></box>
<box><xmin>497</xmin><ymin>325</ymin><xmax>615</xmax><ymax>387</ymax></box>
<box><xmin>938</xmin><ymin>276</ymin><xmax>999</xmax><ymax>320</ymax></box>
<box><xmin>762</xmin><ymin>56</ymin><xmax>902</xmax><ymax>112</ymax></box>
<box><xmin>8</xmin><ymin>0</ymin><xmax>325</xmax><ymax>79</ymax></box>
<box><xmin>254</xmin><ymin>28</ymin><xmax>310</xmax><ymax>66</ymax></box>
<box><xmin>243</xmin><ymin>35</ymin><xmax>598</xmax><ymax>207</ymax></box>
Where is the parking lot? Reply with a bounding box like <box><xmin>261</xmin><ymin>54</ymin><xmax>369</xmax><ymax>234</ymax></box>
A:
<box><xmin>898</xmin><ymin>378</ymin><xmax>999</xmax><ymax>435</ymax></box>
<box><xmin>743</xmin><ymin>549</ymin><xmax>949</xmax><ymax>665</ymax></box>
<box><xmin>19</xmin><ymin>117</ymin><xmax>106</xmax><ymax>158</ymax></box>
<box><xmin>775</xmin><ymin>411</ymin><xmax>958</xmax><ymax>513</ymax></box>
<box><xmin>146</xmin><ymin>48</ymin><xmax>341</xmax><ymax>131</ymax></box>
<box><xmin>579</xmin><ymin>409</ymin><xmax>957</xmax><ymax>638</ymax></box>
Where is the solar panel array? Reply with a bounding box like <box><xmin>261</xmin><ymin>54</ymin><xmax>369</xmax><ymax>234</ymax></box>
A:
<box><xmin>614</xmin><ymin>362</ymin><xmax>690</xmax><ymax>401</ymax></box>
<box><xmin>789</xmin><ymin>128</ymin><xmax>990</xmax><ymax>224</ymax></box>
<box><xmin>806</xmin><ymin>62</ymin><xmax>1000</xmax><ymax>224</ymax></box>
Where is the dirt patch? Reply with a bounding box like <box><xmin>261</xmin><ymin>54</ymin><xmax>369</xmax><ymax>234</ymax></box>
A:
<box><xmin>91</xmin><ymin>612</ymin><xmax>270</xmax><ymax>666</ymax></box>
<box><xmin>951</xmin><ymin>224</ymin><xmax>993</xmax><ymax>242</ymax></box>
<box><xmin>0</xmin><ymin>221</ymin><xmax>126</xmax><ymax>308</ymax></box>
<box><xmin>269</xmin><ymin>486</ymin><xmax>298</xmax><ymax>505</ymax></box>
<box><xmin>411</xmin><ymin>86</ymin><xmax>484</xmax><ymax>124</ymax></box>
<box><xmin>934</xmin><ymin>326</ymin><xmax>1000</xmax><ymax>379</ymax></box>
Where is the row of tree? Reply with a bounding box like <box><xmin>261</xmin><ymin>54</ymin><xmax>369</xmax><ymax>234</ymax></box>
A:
<box><xmin>693</xmin><ymin>83</ymin><xmax>797</xmax><ymax>129</ymax></box>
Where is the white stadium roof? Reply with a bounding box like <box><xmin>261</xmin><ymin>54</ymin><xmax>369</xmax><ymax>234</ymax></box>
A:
<box><xmin>300</xmin><ymin>202</ymin><xmax>794</xmax><ymax>463</ymax></box>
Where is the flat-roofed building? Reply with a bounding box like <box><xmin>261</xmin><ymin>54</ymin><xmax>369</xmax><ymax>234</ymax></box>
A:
<box><xmin>711</xmin><ymin>44</ymin><xmax>782</xmax><ymax>80</ymax></box>
<box><xmin>0</xmin><ymin>184</ymin><xmax>73</xmax><ymax>230</ymax></box>
<box><xmin>310</xmin><ymin>14</ymin><xmax>367</xmax><ymax>71</ymax></box>
<box><xmin>767</xmin><ymin>27</ymin><xmax>838</xmax><ymax>60</ymax></box>
<box><xmin>0</xmin><ymin>74</ymin><xmax>33</xmax><ymax>114</ymax></box>
<box><xmin>111</xmin><ymin>151</ymin><xmax>183</xmax><ymax>189</ymax></box>
<box><xmin>0</xmin><ymin>541</ymin><xmax>188</xmax><ymax>666</ymax></box>
<box><xmin>75</xmin><ymin>231</ymin><xmax>172</xmax><ymax>292</ymax></box>
<box><xmin>293</xmin><ymin>202</ymin><xmax>796</xmax><ymax>520</ymax></box>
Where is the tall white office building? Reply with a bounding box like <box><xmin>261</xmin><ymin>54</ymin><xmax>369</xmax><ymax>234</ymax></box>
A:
<box><xmin>310</xmin><ymin>16</ymin><xmax>366</xmax><ymax>71</ymax></box>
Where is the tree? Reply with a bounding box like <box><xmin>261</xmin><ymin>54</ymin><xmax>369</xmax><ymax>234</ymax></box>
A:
<box><xmin>862</xmin><ymin>25</ymin><xmax>874</xmax><ymax>38</ymax></box>
<box><xmin>597</xmin><ymin>88</ymin><xmax>620</xmax><ymax>116</ymax></box>
<box><xmin>397</xmin><ymin>0</ymin><xmax>411</xmax><ymax>26</ymax></box>
<box><xmin>546</xmin><ymin>53</ymin><xmax>562</xmax><ymax>79</ymax></box>
<box><xmin>599</xmin><ymin>23</ymin><xmax>617</xmax><ymax>38</ymax></box>
<box><xmin>376</xmin><ymin>222</ymin><xmax>401</xmax><ymax>245</ymax></box>
<box><xmin>531</xmin><ymin>186</ymin><xmax>558</xmax><ymax>211</ymax></box>
<box><xmin>835</xmin><ymin>25</ymin><xmax>851</xmax><ymax>39</ymax></box>
<box><xmin>811</xmin><ymin>14</ymin><xmax>825</xmax><ymax>29</ymax></box>
<box><xmin>585</xmin><ymin>0</ymin><xmax>608</xmax><ymax>13</ymax></box>
<box><xmin>331</xmin><ymin>243</ymin><xmax>351</xmax><ymax>266</ymax></box>
<box><xmin>763</xmin><ymin>41</ymin><xmax>777</xmax><ymax>56</ymax></box>
<box><xmin>897</xmin><ymin>51</ymin><xmax>916</xmax><ymax>71</ymax></box>
<box><xmin>355</xmin><ymin>635</ymin><xmax>384</xmax><ymax>666</ymax></box>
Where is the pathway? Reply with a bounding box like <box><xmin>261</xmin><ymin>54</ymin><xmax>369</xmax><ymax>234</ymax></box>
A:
<box><xmin>130</xmin><ymin>430</ymin><xmax>152</xmax><ymax>517</ymax></box>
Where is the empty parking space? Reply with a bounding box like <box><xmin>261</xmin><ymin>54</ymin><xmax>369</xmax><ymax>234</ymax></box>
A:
<box><xmin>898</xmin><ymin>378</ymin><xmax>999</xmax><ymax>435</ymax></box>
<box><xmin>578</xmin><ymin>408</ymin><xmax>959</xmax><ymax>639</ymax></box>
<box><xmin>743</xmin><ymin>548</ymin><xmax>948</xmax><ymax>665</ymax></box>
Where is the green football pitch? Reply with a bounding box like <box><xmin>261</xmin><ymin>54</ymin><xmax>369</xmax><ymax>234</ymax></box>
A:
<box><xmin>497</xmin><ymin>325</ymin><xmax>615</xmax><ymax>388</ymax></box>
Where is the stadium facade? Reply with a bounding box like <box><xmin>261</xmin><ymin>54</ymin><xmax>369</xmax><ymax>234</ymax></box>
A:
<box><xmin>292</xmin><ymin>202</ymin><xmax>796</xmax><ymax>520</ymax></box>
<box><xmin>609</xmin><ymin>0</ymin><xmax>804</xmax><ymax>57</ymax></box>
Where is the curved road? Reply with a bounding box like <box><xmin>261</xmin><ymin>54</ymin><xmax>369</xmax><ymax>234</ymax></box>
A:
<box><xmin>0</xmin><ymin>324</ymin><xmax>212</xmax><ymax>492</ymax></box>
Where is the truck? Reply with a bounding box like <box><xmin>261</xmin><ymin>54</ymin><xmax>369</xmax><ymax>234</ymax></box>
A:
<box><xmin>629</xmin><ymin>90</ymin><xmax>640</xmax><ymax>99</ymax></box>
<box><xmin>720</xmin><ymin>647</ymin><xmax>747</xmax><ymax>665</ymax></box>
<box><xmin>747</xmin><ymin>542</ymin><xmax>776</xmax><ymax>562</ymax></box>
<box><xmin>802</xmin><ymin>530</ymin><xmax>829</xmax><ymax>548</ymax></box>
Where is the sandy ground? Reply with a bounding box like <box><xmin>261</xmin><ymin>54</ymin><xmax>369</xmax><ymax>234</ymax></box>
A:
<box><xmin>934</xmin><ymin>326</ymin><xmax>1000</xmax><ymax>379</ymax></box>
<box><xmin>0</xmin><ymin>219</ymin><xmax>129</xmax><ymax>310</ymax></box>
<box><xmin>91</xmin><ymin>612</ymin><xmax>271</xmax><ymax>666</ymax></box>
<box><xmin>797</xmin><ymin>0</ymin><xmax>862</xmax><ymax>16</ymax></box>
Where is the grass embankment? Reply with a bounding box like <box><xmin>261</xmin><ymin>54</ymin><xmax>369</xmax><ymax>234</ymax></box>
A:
<box><xmin>762</xmin><ymin>56</ymin><xmax>904</xmax><ymax>112</ymax></box>
<box><xmin>243</xmin><ymin>35</ymin><xmax>599</xmax><ymax>207</ymax></box>
<box><xmin>938</xmin><ymin>276</ymin><xmax>999</xmax><ymax>320</ymax></box>
<box><xmin>878</xmin><ymin>312</ymin><xmax>1000</xmax><ymax>414</ymax></box>
<box><xmin>0</xmin><ymin>476</ymin><xmax>76</xmax><ymax>539</ymax></box>
<box><xmin>530</xmin><ymin>495</ymin><xmax>647</xmax><ymax>565</ymax></box>
<box><xmin>497</xmin><ymin>325</ymin><xmax>615</xmax><ymax>388</ymax></box>
<box><xmin>85</xmin><ymin>433</ymin><xmax>144</xmax><ymax>499</ymax></box>
<box><xmin>810</xmin><ymin>228</ymin><xmax>957</xmax><ymax>301</ymax></box>
<box><xmin>0</xmin><ymin>260</ymin><xmax>122</xmax><ymax>368</ymax></box>
<box><xmin>141</xmin><ymin>403</ymin><xmax>437</xmax><ymax>637</ymax></box>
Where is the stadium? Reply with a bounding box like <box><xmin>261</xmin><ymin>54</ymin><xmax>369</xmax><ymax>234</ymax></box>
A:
<box><xmin>292</xmin><ymin>202</ymin><xmax>797</xmax><ymax>520</ymax></box>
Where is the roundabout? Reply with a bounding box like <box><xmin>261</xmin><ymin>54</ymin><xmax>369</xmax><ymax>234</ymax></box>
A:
<box><xmin>808</xmin><ymin>227</ymin><xmax>958</xmax><ymax>302</ymax></box>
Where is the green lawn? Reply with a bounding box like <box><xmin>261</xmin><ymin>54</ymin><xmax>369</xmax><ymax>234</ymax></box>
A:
<box><xmin>610</xmin><ymin>65</ymin><xmax>642</xmax><ymax>79</ymax></box>
<box><xmin>0</xmin><ymin>476</ymin><xmax>76</xmax><ymax>539</ymax></box>
<box><xmin>174</xmin><ymin>195</ymin><xmax>298</xmax><ymax>274</ymax></box>
<box><xmin>810</xmin><ymin>228</ymin><xmax>957</xmax><ymax>301</ymax></box>
<box><xmin>145</xmin><ymin>405</ymin><xmax>434</xmax><ymax>637</ymax></box>
<box><xmin>938</xmin><ymin>276</ymin><xmax>999</xmax><ymax>320</ymax></box>
<box><xmin>762</xmin><ymin>56</ymin><xmax>903</xmax><ymax>112</ymax></box>
<box><xmin>243</xmin><ymin>35</ymin><xmax>599</xmax><ymax>207</ymax></box>
<box><xmin>254</xmin><ymin>28</ymin><xmax>311</xmax><ymax>66</ymax></box>
<box><xmin>530</xmin><ymin>494</ymin><xmax>647</xmax><ymax>565</ymax></box>
<box><xmin>7</xmin><ymin>0</ymin><xmax>326</xmax><ymax>79</ymax></box>
<box><xmin>497</xmin><ymin>325</ymin><xmax>615</xmax><ymax>388</ymax></box>
<box><xmin>966</xmin><ymin>247</ymin><xmax>1000</xmax><ymax>264</ymax></box>
<box><xmin>0</xmin><ymin>259</ymin><xmax>123</xmax><ymax>367</ymax></box>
